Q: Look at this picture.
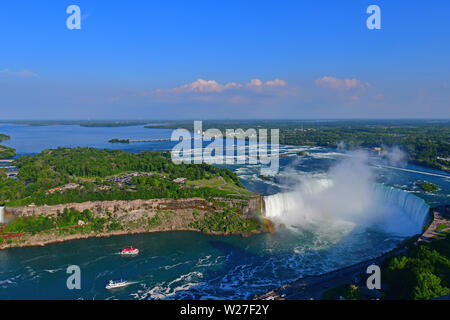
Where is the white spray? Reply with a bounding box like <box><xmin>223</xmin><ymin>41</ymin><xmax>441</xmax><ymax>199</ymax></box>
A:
<box><xmin>264</xmin><ymin>151</ymin><xmax>429</xmax><ymax>236</ymax></box>
<box><xmin>0</xmin><ymin>205</ymin><xmax>4</xmax><ymax>224</ymax></box>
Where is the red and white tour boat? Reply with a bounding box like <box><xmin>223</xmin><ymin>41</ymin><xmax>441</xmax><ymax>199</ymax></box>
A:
<box><xmin>120</xmin><ymin>247</ymin><xmax>139</xmax><ymax>255</ymax></box>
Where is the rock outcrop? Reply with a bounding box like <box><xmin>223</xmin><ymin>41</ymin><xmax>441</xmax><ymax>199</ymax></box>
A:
<box><xmin>1</xmin><ymin>196</ymin><xmax>266</xmax><ymax>249</ymax></box>
<box><xmin>5</xmin><ymin>196</ymin><xmax>263</xmax><ymax>223</ymax></box>
<box><xmin>7</xmin><ymin>198</ymin><xmax>217</xmax><ymax>217</ymax></box>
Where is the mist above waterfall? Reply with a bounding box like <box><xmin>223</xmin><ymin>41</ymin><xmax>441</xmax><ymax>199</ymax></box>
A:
<box><xmin>382</xmin><ymin>145</ymin><xmax>407</xmax><ymax>166</ymax></box>
<box><xmin>264</xmin><ymin>150</ymin><xmax>429</xmax><ymax>237</ymax></box>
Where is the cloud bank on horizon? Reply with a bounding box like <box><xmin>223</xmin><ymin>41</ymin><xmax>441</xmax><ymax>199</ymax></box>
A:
<box><xmin>153</xmin><ymin>78</ymin><xmax>287</xmax><ymax>94</ymax></box>
<box><xmin>143</xmin><ymin>78</ymin><xmax>292</xmax><ymax>104</ymax></box>
<box><xmin>2</xmin><ymin>70</ymin><xmax>446</xmax><ymax>120</ymax></box>
<box><xmin>141</xmin><ymin>76</ymin><xmax>370</xmax><ymax>105</ymax></box>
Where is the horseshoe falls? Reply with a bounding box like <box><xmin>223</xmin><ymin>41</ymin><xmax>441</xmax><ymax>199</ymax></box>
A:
<box><xmin>264</xmin><ymin>183</ymin><xmax>430</xmax><ymax>237</ymax></box>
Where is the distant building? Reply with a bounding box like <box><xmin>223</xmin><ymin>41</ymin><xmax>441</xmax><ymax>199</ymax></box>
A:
<box><xmin>172</xmin><ymin>177</ymin><xmax>187</xmax><ymax>184</ymax></box>
<box><xmin>373</xmin><ymin>147</ymin><xmax>381</xmax><ymax>155</ymax></box>
<box><xmin>47</xmin><ymin>187</ymin><xmax>63</xmax><ymax>194</ymax></box>
<box><xmin>47</xmin><ymin>183</ymin><xmax>79</xmax><ymax>194</ymax></box>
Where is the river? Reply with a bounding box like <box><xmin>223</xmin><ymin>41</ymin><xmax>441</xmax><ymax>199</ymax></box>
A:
<box><xmin>0</xmin><ymin>123</ymin><xmax>448</xmax><ymax>299</ymax></box>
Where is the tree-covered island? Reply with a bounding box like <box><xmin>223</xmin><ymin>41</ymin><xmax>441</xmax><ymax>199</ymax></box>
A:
<box><xmin>416</xmin><ymin>181</ymin><xmax>439</xmax><ymax>192</ymax></box>
<box><xmin>0</xmin><ymin>147</ymin><xmax>267</xmax><ymax>248</ymax></box>
<box><xmin>0</xmin><ymin>134</ymin><xmax>16</xmax><ymax>159</ymax></box>
<box><xmin>0</xmin><ymin>134</ymin><xmax>10</xmax><ymax>142</ymax></box>
<box><xmin>108</xmin><ymin>138</ymin><xmax>130</xmax><ymax>143</ymax></box>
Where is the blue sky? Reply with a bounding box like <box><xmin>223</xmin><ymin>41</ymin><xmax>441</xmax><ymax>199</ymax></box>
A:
<box><xmin>0</xmin><ymin>0</ymin><xmax>449</xmax><ymax>119</ymax></box>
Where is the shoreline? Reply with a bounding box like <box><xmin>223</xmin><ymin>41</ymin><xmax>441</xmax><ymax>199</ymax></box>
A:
<box><xmin>256</xmin><ymin>207</ymin><xmax>443</xmax><ymax>300</ymax></box>
<box><xmin>256</xmin><ymin>245</ymin><xmax>406</xmax><ymax>300</ymax></box>
<box><xmin>0</xmin><ymin>226</ymin><xmax>263</xmax><ymax>251</ymax></box>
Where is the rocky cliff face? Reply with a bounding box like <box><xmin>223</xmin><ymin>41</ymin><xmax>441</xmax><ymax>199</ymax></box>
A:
<box><xmin>2</xmin><ymin>196</ymin><xmax>268</xmax><ymax>249</ymax></box>
<box><xmin>242</xmin><ymin>196</ymin><xmax>265</xmax><ymax>218</ymax></box>
<box><xmin>6</xmin><ymin>196</ymin><xmax>262</xmax><ymax>220</ymax></box>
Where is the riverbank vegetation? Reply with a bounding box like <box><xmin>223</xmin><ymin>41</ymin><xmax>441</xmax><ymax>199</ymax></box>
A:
<box><xmin>321</xmin><ymin>283</ymin><xmax>360</xmax><ymax>300</ymax></box>
<box><xmin>382</xmin><ymin>237</ymin><xmax>450</xmax><ymax>299</ymax></box>
<box><xmin>4</xmin><ymin>120</ymin><xmax>150</xmax><ymax>127</ymax></box>
<box><xmin>318</xmin><ymin>236</ymin><xmax>450</xmax><ymax>300</ymax></box>
<box><xmin>3</xmin><ymin>208</ymin><xmax>117</xmax><ymax>235</ymax></box>
<box><xmin>189</xmin><ymin>203</ymin><xmax>261</xmax><ymax>234</ymax></box>
<box><xmin>0</xmin><ymin>147</ymin><xmax>247</xmax><ymax>206</ymax></box>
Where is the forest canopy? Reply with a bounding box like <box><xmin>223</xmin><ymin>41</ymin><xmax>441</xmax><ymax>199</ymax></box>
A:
<box><xmin>0</xmin><ymin>147</ymin><xmax>245</xmax><ymax>206</ymax></box>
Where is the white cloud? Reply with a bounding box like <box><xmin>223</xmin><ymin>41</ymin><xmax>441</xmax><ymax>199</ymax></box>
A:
<box><xmin>0</xmin><ymin>69</ymin><xmax>39</xmax><ymax>78</ymax></box>
<box><xmin>143</xmin><ymin>77</ymin><xmax>292</xmax><ymax>104</ymax></box>
<box><xmin>315</xmin><ymin>76</ymin><xmax>367</xmax><ymax>91</ymax></box>
<box><xmin>153</xmin><ymin>78</ymin><xmax>288</xmax><ymax>95</ymax></box>
<box><xmin>170</xmin><ymin>79</ymin><xmax>231</xmax><ymax>93</ymax></box>
<box><xmin>265</xmin><ymin>78</ymin><xmax>287</xmax><ymax>87</ymax></box>
<box><xmin>247</xmin><ymin>79</ymin><xmax>263</xmax><ymax>87</ymax></box>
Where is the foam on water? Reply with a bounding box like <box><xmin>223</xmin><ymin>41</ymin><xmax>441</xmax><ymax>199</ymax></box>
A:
<box><xmin>134</xmin><ymin>271</ymin><xmax>204</xmax><ymax>300</ymax></box>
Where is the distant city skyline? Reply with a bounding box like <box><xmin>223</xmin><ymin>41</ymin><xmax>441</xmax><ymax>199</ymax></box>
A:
<box><xmin>0</xmin><ymin>0</ymin><xmax>449</xmax><ymax>119</ymax></box>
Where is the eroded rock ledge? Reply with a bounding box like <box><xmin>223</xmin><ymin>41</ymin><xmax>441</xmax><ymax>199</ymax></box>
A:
<box><xmin>2</xmin><ymin>196</ymin><xmax>266</xmax><ymax>249</ymax></box>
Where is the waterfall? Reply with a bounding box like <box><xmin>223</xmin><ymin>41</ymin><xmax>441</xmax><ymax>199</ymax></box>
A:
<box><xmin>0</xmin><ymin>206</ymin><xmax>4</xmax><ymax>224</ymax></box>
<box><xmin>264</xmin><ymin>191</ymin><xmax>300</xmax><ymax>220</ymax></box>
<box><xmin>264</xmin><ymin>183</ymin><xmax>430</xmax><ymax>235</ymax></box>
<box><xmin>371</xmin><ymin>185</ymin><xmax>430</xmax><ymax>229</ymax></box>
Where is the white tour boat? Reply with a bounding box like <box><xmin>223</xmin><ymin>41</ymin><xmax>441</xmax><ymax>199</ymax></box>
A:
<box><xmin>105</xmin><ymin>279</ymin><xmax>128</xmax><ymax>290</ymax></box>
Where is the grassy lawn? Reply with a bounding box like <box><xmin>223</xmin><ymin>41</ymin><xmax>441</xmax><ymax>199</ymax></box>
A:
<box><xmin>187</xmin><ymin>177</ymin><xmax>223</xmax><ymax>188</ymax></box>
<box><xmin>436</xmin><ymin>223</ymin><xmax>449</xmax><ymax>232</ymax></box>
<box><xmin>187</xmin><ymin>177</ymin><xmax>255</xmax><ymax>196</ymax></box>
